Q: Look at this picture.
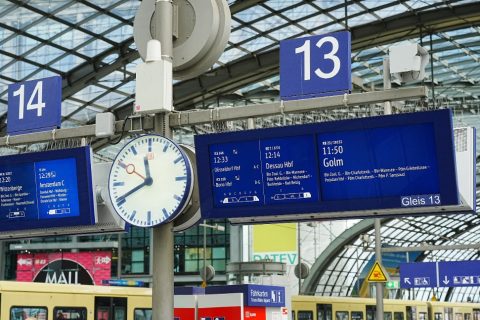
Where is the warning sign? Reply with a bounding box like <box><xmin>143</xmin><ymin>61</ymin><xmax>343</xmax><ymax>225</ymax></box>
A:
<box><xmin>367</xmin><ymin>261</ymin><xmax>388</xmax><ymax>282</ymax></box>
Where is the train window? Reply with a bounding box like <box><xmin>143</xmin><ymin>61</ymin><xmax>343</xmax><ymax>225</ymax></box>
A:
<box><xmin>406</xmin><ymin>306</ymin><xmax>417</xmax><ymax>320</ymax></box>
<box><xmin>394</xmin><ymin>312</ymin><xmax>404</xmax><ymax>320</ymax></box>
<box><xmin>473</xmin><ymin>309</ymin><xmax>480</xmax><ymax>320</ymax></box>
<box><xmin>419</xmin><ymin>312</ymin><xmax>427</xmax><ymax>320</ymax></box>
<box><xmin>366</xmin><ymin>305</ymin><xmax>376</xmax><ymax>320</ymax></box>
<box><xmin>10</xmin><ymin>307</ymin><xmax>47</xmax><ymax>320</ymax></box>
<box><xmin>434</xmin><ymin>313</ymin><xmax>443</xmax><ymax>320</ymax></box>
<box><xmin>95</xmin><ymin>297</ymin><xmax>127</xmax><ymax>320</ymax></box>
<box><xmin>445</xmin><ymin>308</ymin><xmax>453</xmax><ymax>320</ymax></box>
<box><xmin>352</xmin><ymin>312</ymin><xmax>364</xmax><ymax>320</ymax></box>
<box><xmin>384</xmin><ymin>312</ymin><xmax>392</xmax><ymax>320</ymax></box>
<box><xmin>455</xmin><ymin>313</ymin><xmax>463</xmax><ymax>320</ymax></box>
<box><xmin>317</xmin><ymin>304</ymin><xmax>332</xmax><ymax>320</ymax></box>
<box><xmin>298</xmin><ymin>311</ymin><xmax>313</xmax><ymax>320</ymax></box>
<box><xmin>336</xmin><ymin>311</ymin><xmax>349</xmax><ymax>320</ymax></box>
<box><xmin>53</xmin><ymin>307</ymin><xmax>87</xmax><ymax>320</ymax></box>
<box><xmin>465</xmin><ymin>313</ymin><xmax>471</xmax><ymax>320</ymax></box>
<box><xmin>134</xmin><ymin>308</ymin><xmax>152</xmax><ymax>320</ymax></box>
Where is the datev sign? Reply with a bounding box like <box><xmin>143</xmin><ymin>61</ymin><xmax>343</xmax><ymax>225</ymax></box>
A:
<box><xmin>280</xmin><ymin>31</ymin><xmax>352</xmax><ymax>100</ymax></box>
<box><xmin>195</xmin><ymin>109</ymin><xmax>460</xmax><ymax>223</ymax></box>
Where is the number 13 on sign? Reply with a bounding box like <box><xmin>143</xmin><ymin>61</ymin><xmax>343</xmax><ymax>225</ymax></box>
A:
<box><xmin>280</xmin><ymin>31</ymin><xmax>351</xmax><ymax>100</ymax></box>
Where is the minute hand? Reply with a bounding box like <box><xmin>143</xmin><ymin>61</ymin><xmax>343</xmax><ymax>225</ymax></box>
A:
<box><xmin>117</xmin><ymin>181</ymin><xmax>147</xmax><ymax>203</ymax></box>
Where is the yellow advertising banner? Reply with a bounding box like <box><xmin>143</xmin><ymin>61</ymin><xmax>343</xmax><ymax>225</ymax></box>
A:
<box><xmin>252</xmin><ymin>223</ymin><xmax>298</xmax><ymax>265</ymax></box>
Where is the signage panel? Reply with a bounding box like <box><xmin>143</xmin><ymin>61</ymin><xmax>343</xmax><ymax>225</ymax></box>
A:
<box><xmin>205</xmin><ymin>284</ymin><xmax>286</xmax><ymax>307</ymax></box>
<box><xmin>195</xmin><ymin>110</ymin><xmax>459</xmax><ymax>222</ymax></box>
<box><xmin>438</xmin><ymin>261</ymin><xmax>480</xmax><ymax>287</ymax></box>
<box><xmin>280</xmin><ymin>31</ymin><xmax>351</xmax><ymax>100</ymax></box>
<box><xmin>400</xmin><ymin>261</ymin><xmax>480</xmax><ymax>288</ymax></box>
<box><xmin>0</xmin><ymin>147</ymin><xmax>96</xmax><ymax>232</ymax></box>
<box><xmin>7</xmin><ymin>76</ymin><xmax>62</xmax><ymax>135</ymax></box>
<box><xmin>399</xmin><ymin>262</ymin><xmax>437</xmax><ymax>289</ymax></box>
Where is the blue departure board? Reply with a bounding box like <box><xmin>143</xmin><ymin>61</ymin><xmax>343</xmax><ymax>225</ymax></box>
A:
<box><xmin>0</xmin><ymin>147</ymin><xmax>96</xmax><ymax>232</ymax></box>
<box><xmin>195</xmin><ymin>110</ymin><xmax>459</xmax><ymax>221</ymax></box>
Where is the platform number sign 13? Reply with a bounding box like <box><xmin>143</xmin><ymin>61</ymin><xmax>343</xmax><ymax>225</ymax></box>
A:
<box><xmin>280</xmin><ymin>31</ymin><xmax>351</xmax><ymax>100</ymax></box>
<box><xmin>7</xmin><ymin>76</ymin><xmax>62</xmax><ymax>136</ymax></box>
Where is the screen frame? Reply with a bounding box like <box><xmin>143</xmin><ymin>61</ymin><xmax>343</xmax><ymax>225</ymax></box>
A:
<box><xmin>195</xmin><ymin>109</ymin><xmax>458</xmax><ymax>221</ymax></box>
<box><xmin>0</xmin><ymin>146</ymin><xmax>96</xmax><ymax>231</ymax></box>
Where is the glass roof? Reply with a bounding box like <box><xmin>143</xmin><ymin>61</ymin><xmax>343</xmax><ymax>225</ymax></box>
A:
<box><xmin>1</xmin><ymin>0</ymin><xmax>480</xmax><ymax>301</ymax></box>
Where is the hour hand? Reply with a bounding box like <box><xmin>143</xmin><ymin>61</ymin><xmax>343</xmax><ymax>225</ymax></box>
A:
<box><xmin>116</xmin><ymin>181</ymin><xmax>147</xmax><ymax>205</ymax></box>
<box><xmin>144</xmin><ymin>156</ymin><xmax>151</xmax><ymax>179</ymax></box>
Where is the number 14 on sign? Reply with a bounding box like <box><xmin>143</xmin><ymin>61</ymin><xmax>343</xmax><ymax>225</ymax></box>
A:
<box><xmin>7</xmin><ymin>76</ymin><xmax>62</xmax><ymax>135</ymax></box>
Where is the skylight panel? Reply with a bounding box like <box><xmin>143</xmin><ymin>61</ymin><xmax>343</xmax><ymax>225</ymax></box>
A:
<box><xmin>50</xmin><ymin>55</ymin><xmax>87</xmax><ymax>72</ymax></box>
<box><xmin>268</xmin><ymin>24</ymin><xmax>304</xmax><ymax>41</ymax></box>
<box><xmin>25</xmin><ymin>44</ymin><xmax>64</xmax><ymax>65</ymax></box>
<box><xmin>282</xmin><ymin>3</ymin><xmax>316</xmax><ymax>20</ymax></box>
<box><xmin>2</xmin><ymin>61</ymin><xmax>38</xmax><ymax>80</ymax></box>
<box><xmin>28</xmin><ymin>0</ymin><xmax>71</xmax><ymax>13</ymax></box>
<box><xmin>240</xmin><ymin>37</ymin><xmax>276</xmax><ymax>53</ymax></box>
<box><xmin>218</xmin><ymin>48</ymin><xmax>246</xmax><ymax>64</ymax></box>
<box><xmin>3</xmin><ymin>7</ymin><xmax>43</xmax><ymax>29</ymax></box>
<box><xmin>235</xmin><ymin>6</ymin><xmax>271</xmax><ymax>23</ymax></box>
<box><xmin>25</xmin><ymin>18</ymin><xmax>69</xmax><ymax>41</ymax></box>
<box><xmin>251</xmin><ymin>15</ymin><xmax>288</xmax><ymax>33</ymax></box>
<box><xmin>229</xmin><ymin>27</ymin><xmax>258</xmax><ymax>45</ymax></box>
<box><xmin>104</xmin><ymin>24</ymin><xmax>133</xmax><ymax>43</ymax></box>
<box><xmin>374</xmin><ymin>4</ymin><xmax>409</xmax><ymax>19</ymax></box>
<box><xmin>77</xmin><ymin>39</ymin><xmax>112</xmax><ymax>57</ymax></box>
<box><xmin>111</xmin><ymin>1</ymin><xmax>140</xmax><ymax>20</ymax></box>
<box><xmin>51</xmin><ymin>29</ymin><xmax>92</xmax><ymax>50</ymax></box>
<box><xmin>81</xmin><ymin>14</ymin><xmax>122</xmax><ymax>34</ymax></box>
<box><xmin>56</xmin><ymin>3</ymin><xmax>95</xmax><ymax>24</ymax></box>
<box><xmin>264</xmin><ymin>0</ymin><xmax>297</xmax><ymax>11</ymax></box>
<box><xmin>2</xmin><ymin>36</ymin><xmax>40</xmax><ymax>56</ymax></box>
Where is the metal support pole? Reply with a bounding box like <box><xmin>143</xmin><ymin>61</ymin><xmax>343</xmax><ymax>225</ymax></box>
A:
<box><xmin>152</xmin><ymin>2</ymin><xmax>174</xmax><ymax>320</ymax></box>
<box><xmin>374</xmin><ymin>219</ymin><xmax>383</xmax><ymax>319</ymax></box>
<box><xmin>298</xmin><ymin>222</ymin><xmax>302</xmax><ymax>294</ymax></box>
<box><xmin>203</xmin><ymin>220</ymin><xmax>207</xmax><ymax>286</ymax></box>
<box><xmin>374</xmin><ymin>56</ymin><xmax>391</xmax><ymax>320</ymax></box>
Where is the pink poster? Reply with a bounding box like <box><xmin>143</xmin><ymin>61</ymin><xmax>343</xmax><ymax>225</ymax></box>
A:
<box><xmin>16</xmin><ymin>251</ymin><xmax>112</xmax><ymax>285</ymax></box>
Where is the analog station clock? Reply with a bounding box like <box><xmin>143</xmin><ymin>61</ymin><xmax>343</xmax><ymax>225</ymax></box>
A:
<box><xmin>108</xmin><ymin>134</ymin><xmax>194</xmax><ymax>227</ymax></box>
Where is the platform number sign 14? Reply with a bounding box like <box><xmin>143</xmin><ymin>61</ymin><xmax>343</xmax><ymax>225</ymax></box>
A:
<box><xmin>280</xmin><ymin>31</ymin><xmax>352</xmax><ymax>100</ymax></box>
<box><xmin>7</xmin><ymin>76</ymin><xmax>62</xmax><ymax>136</ymax></box>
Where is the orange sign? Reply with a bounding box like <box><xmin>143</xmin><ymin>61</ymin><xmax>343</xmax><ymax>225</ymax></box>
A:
<box><xmin>367</xmin><ymin>261</ymin><xmax>388</xmax><ymax>282</ymax></box>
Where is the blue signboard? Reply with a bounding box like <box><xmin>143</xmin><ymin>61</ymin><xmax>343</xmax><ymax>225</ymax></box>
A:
<box><xmin>7</xmin><ymin>76</ymin><xmax>62</xmax><ymax>135</ymax></box>
<box><xmin>0</xmin><ymin>147</ymin><xmax>96</xmax><ymax>232</ymax></box>
<box><xmin>205</xmin><ymin>285</ymin><xmax>285</xmax><ymax>307</ymax></box>
<box><xmin>438</xmin><ymin>261</ymin><xmax>480</xmax><ymax>287</ymax></box>
<box><xmin>400</xmin><ymin>262</ymin><xmax>438</xmax><ymax>289</ymax></box>
<box><xmin>195</xmin><ymin>110</ymin><xmax>458</xmax><ymax>221</ymax></box>
<box><xmin>400</xmin><ymin>261</ymin><xmax>480</xmax><ymax>288</ymax></box>
<box><xmin>280</xmin><ymin>31</ymin><xmax>352</xmax><ymax>100</ymax></box>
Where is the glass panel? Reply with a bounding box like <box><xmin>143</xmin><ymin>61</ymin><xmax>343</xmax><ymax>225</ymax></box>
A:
<box><xmin>298</xmin><ymin>311</ymin><xmax>314</xmax><ymax>320</ymax></box>
<box><xmin>435</xmin><ymin>313</ymin><xmax>443</xmax><ymax>320</ymax></box>
<box><xmin>394</xmin><ymin>312</ymin><xmax>404</xmax><ymax>320</ymax></box>
<box><xmin>54</xmin><ymin>307</ymin><xmax>87</xmax><ymax>320</ymax></box>
<box><xmin>419</xmin><ymin>313</ymin><xmax>427</xmax><ymax>320</ymax></box>
<box><xmin>337</xmin><ymin>312</ymin><xmax>349</xmax><ymax>320</ymax></box>
<box><xmin>11</xmin><ymin>307</ymin><xmax>48</xmax><ymax>320</ymax></box>
<box><xmin>134</xmin><ymin>309</ymin><xmax>152</xmax><ymax>320</ymax></box>
<box><xmin>456</xmin><ymin>314</ymin><xmax>463</xmax><ymax>320</ymax></box>
<box><xmin>385</xmin><ymin>313</ymin><xmax>392</xmax><ymax>320</ymax></box>
<box><xmin>352</xmin><ymin>312</ymin><xmax>363</xmax><ymax>320</ymax></box>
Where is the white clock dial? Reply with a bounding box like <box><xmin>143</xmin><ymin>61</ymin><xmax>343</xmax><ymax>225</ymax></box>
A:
<box><xmin>108</xmin><ymin>134</ymin><xmax>193</xmax><ymax>227</ymax></box>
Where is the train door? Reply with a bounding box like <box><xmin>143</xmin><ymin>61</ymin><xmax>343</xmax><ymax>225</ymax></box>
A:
<box><xmin>317</xmin><ymin>304</ymin><xmax>332</xmax><ymax>320</ymax></box>
<box><xmin>366</xmin><ymin>305</ymin><xmax>376</xmax><ymax>320</ymax></box>
<box><xmin>95</xmin><ymin>297</ymin><xmax>127</xmax><ymax>320</ymax></box>
<box><xmin>473</xmin><ymin>309</ymin><xmax>480</xmax><ymax>320</ymax></box>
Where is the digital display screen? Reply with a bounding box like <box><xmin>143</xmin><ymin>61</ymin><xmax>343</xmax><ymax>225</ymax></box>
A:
<box><xmin>195</xmin><ymin>110</ymin><xmax>459</xmax><ymax>220</ymax></box>
<box><xmin>0</xmin><ymin>147</ymin><xmax>96</xmax><ymax>231</ymax></box>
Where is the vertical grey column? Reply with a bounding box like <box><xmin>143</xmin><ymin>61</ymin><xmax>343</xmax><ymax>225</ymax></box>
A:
<box><xmin>375</xmin><ymin>57</ymin><xmax>391</xmax><ymax>320</ymax></box>
<box><xmin>0</xmin><ymin>241</ymin><xmax>5</xmax><ymax>280</ymax></box>
<box><xmin>152</xmin><ymin>1</ymin><xmax>174</xmax><ymax>320</ymax></box>
<box><xmin>374</xmin><ymin>219</ymin><xmax>383</xmax><ymax>319</ymax></box>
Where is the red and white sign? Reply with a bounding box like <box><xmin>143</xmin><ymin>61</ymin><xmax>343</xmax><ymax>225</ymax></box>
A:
<box><xmin>16</xmin><ymin>251</ymin><xmax>111</xmax><ymax>285</ymax></box>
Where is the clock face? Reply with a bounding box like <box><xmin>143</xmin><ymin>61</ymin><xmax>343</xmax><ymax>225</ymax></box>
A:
<box><xmin>108</xmin><ymin>134</ymin><xmax>193</xmax><ymax>227</ymax></box>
